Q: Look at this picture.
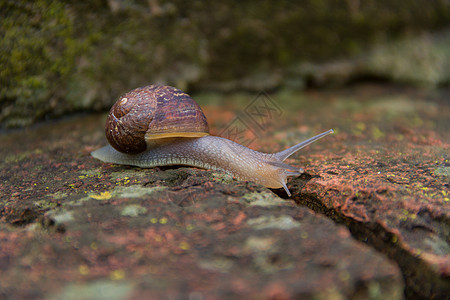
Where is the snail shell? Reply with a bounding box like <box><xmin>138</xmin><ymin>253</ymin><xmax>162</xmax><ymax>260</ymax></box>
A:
<box><xmin>105</xmin><ymin>85</ymin><xmax>209</xmax><ymax>154</ymax></box>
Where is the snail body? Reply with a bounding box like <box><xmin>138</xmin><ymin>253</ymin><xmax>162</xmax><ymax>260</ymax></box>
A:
<box><xmin>91</xmin><ymin>85</ymin><xmax>333</xmax><ymax>196</ymax></box>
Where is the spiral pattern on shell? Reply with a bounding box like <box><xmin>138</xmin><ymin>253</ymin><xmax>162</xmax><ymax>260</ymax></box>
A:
<box><xmin>105</xmin><ymin>85</ymin><xmax>209</xmax><ymax>154</ymax></box>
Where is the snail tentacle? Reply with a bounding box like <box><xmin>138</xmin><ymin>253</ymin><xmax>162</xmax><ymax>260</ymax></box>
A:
<box><xmin>274</xmin><ymin>129</ymin><xmax>334</xmax><ymax>161</ymax></box>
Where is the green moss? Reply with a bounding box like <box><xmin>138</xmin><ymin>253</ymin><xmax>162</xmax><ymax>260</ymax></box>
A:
<box><xmin>0</xmin><ymin>0</ymin><xmax>89</xmax><ymax>126</ymax></box>
<box><xmin>4</xmin><ymin>149</ymin><xmax>43</xmax><ymax>163</ymax></box>
<box><xmin>242</xmin><ymin>191</ymin><xmax>289</xmax><ymax>207</ymax></box>
<box><xmin>210</xmin><ymin>172</ymin><xmax>235</xmax><ymax>184</ymax></box>
<box><xmin>34</xmin><ymin>199</ymin><xmax>59</xmax><ymax>210</ymax></box>
<box><xmin>434</xmin><ymin>166</ymin><xmax>450</xmax><ymax>177</ymax></box>
<box><xmin>247</xmin><ymin>215</ymin><xmax>301</xmax><ymax>230</ymax></box>
<box><xmin>366</xmin><ymin>34</ymin><xmax>450</xmax><ymax>88</ymax></box>
<box><xmin>51</xmin><ymin>280</ymin><xmax>133</xmax><ymax>300</ymax></box>
<box><xmin>121</xmin><ymin>204</ymin><xmax>148</xmax><ymax>217</ymax></box>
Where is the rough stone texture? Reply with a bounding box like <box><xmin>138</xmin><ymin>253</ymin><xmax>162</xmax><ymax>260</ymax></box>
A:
<box><xmin>0</xmin><ymin>84</ymin><xmax>448</xmax><ymax>299</ymax></box>
<box><xmin>1</xmin><ymin>0</ymin><xmax>449</xmax><ymax>127</ymax></box>
<box><xmin>283</xmin><ymin>85</ymin><xmax>450</xmax><ymax>299</ymax></box>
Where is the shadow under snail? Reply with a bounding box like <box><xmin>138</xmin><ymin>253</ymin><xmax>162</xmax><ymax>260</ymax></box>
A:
<box><xmin>91</xmin><ymin>85</ymin><xmax>333</xmax><ymax>196</ymax></box>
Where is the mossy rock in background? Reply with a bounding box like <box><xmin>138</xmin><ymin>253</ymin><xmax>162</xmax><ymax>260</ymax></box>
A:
<box><xmin>1</xmin><ymin>0</ymin><xmax>449</xmax><ymax>128</ymax></box>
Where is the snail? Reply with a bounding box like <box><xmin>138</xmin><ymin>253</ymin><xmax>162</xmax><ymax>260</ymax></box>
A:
<box><xmin>91</xmin><ymin>85</ymin><xmax>333</xmax><ymax>196</ymax></box>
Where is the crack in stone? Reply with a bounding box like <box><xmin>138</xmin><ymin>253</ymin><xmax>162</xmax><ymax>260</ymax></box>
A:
<box><xmin>290</xmin><ymin>189</ymin><xmax>449</xmax><ymax>299</ymax></box>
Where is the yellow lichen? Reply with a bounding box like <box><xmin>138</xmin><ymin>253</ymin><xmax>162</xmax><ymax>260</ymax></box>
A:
<box><xmin>110</xmin><ymin>269</ymin><xmax>125</xmax><ymax>280</ymax></box>
<box><xmin>179</xmin><ymin>241</ymin><xmax>190</xmax><ymax>250</ymax></box>
<box><xmin>90</xmin><ymin>191</ymin><xmax>112</xmax><ymax>200</ymax></box>
<box><xmin>79</xmin><ymin>265</ymin><xmax>90</xmax><ymax>275</ymax></box>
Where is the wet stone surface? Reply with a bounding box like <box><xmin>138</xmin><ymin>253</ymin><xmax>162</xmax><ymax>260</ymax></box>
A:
<box><xmin>0</xmin><ymin>84</ymin><xmax>448</xmax><ymax>299</ymax></box>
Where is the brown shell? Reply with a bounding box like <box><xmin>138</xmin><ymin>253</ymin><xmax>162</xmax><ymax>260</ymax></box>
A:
<box><xmin>105</xmin><ymin>85</ymin><xmax>209</xmax><ymax>154</ymax></box>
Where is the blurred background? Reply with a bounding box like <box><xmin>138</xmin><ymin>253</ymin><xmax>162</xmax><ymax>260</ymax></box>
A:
<box><xmin>1</xmin><ymin>0</ymin><xmax>449</xmax><ymax>128</ymax></box>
